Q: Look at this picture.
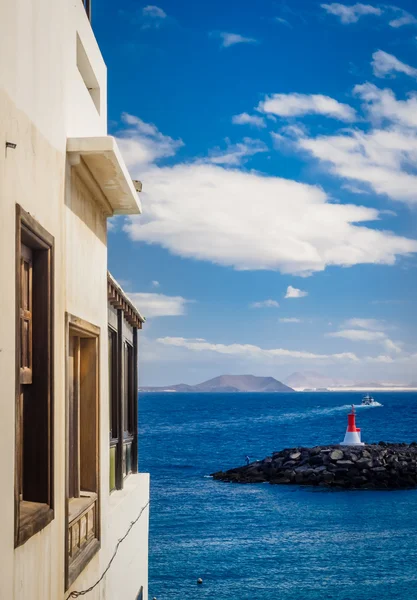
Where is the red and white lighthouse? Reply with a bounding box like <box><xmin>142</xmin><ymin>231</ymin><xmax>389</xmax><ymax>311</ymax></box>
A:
<box><xmin>340</xmin><ymin>405</ymin><xmax>364</xmax><ymax>446</ymax></box>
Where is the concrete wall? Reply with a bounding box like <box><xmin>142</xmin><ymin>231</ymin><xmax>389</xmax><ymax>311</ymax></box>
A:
<box><xmin>0</xmin><ymin>1</ymin><xmax>149</xmax><ymax>598</ymax></box>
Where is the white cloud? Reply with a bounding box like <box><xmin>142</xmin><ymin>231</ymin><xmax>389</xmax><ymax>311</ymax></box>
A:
<box><xmin>280</xmin><ymin>123</ymin><xmax>308</xmax><ymax>138</ymax></box>
<box><xmin>128</xmin><ymin>293</ymin><xmax>192</xmax><ymax>317</ymax></box>
<box><xmin>355</xmin><ymin>83</ymin><xmax>417</xmax><ymax>127</ymax></box>
<box><xmin>279</xmin><ymin>317</ymin><xmax>302</xmax><ymax>323</ymax></box>
<box><xmin>216</xmin><ymin>32</ymin><xmax>258</xmax><ymax>48</ymax></box>
<box><xmin>329</xmin><ymin>320</ymin><xmax>403</xmax><ymax>355</ymax></box>
<box><xmin>257</xmin><ymin>93</ymin><xmax>357</xmax><ymax>122</ymax></box>
<box><xmin>342</xmin><ymin>183</ymin><xmax>371</xmax><ymax>195</ymax></box>
<box><xmin>275</xmin><ymin>17</ymin><xmax>291</xmax><ymax>26</ymax></box>
<box><xmin>328</xmin><ymin>329</ymin><xmax>386</xmax><ymax>341</ymax></box>
<box><xmin>383</xmin><ymin>338</ymin><xmax>402</xmax><ymax>353</ymax></box>
<box><xmin>372</xmin><ymin>50</ymin><xmax>417</xmax><ymax>79</ymax></box>
<box><xmin>388</xmin><ymin>7</ymin><xmax>417</xmax><ymax>28</ymax></box>
<box><xmin>141</xmin><ymin>5</ymin><xmax>169</xmax><ymax>28</ymax></box>
<box><xmin>320</xmin><ymin>3</ymin><xmax>416</xmax><ymax>27</ymax></box>
<box><xmin>116</xmin><ymin>113</ymin><xmax>183</xmax><ymax>168</ymax></box>
<box><xmin>206</xmin><ymin>138</ymin><xmax>268</xmax><ymax>166</ymax></box>
<box><xmin>344</xmin><ymin>318</ymin><xmax>386</xmax><ymax>330</ymax></box>
<box><xmin>157</xmin><ymin>336</ymin><xmax>359</xmax><ymax>362</ymax></box>
<box><xmin>271</xmin><ymin>124</ymin><xmax>308</xmax><ymax>148</ymax></box>
<box><xmin>250</xmin><ymin>299</ymin><xmax>280</xmax><ymax>308</ymax></box>
<box><xmin>295</xmin><ymin>84</ymin><xmax>417</xmax><ymax>206</ymax></box>
<box><xmin>365</xmin><ymin>354</ymin><xmax>394</xmax><ymax>363</ymax></box>
<box><xmin>232</xmin><ymin>113</ymin><xmax>266</xmax><ymax>128</ymax></box>
<box><xmin>120</xmin><ymin>115</ymin><xmax>417</xmax><ymax>275</ymax></box>
<box><xmin>143</xmin><ymin>5</ymin><xmax>167</xmax><ymax>19</ymax></box>
<box><xmin>151</xmin><ymin>280</ymin><xmax>160</xmax><ymax>288</ymax></box>
<box><xmin>285</xmin><ymin>286</ymin><xmax>308</xmax><ymax>298</ymax></box>
<box><xmin>321</xmin><ymin>3</ymin><xmax>382</xmax><ymax>24</ymax></box>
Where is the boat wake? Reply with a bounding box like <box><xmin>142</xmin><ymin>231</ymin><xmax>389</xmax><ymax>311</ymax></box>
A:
<box><xmin>353</xmin><ymin>402</ymin><xmax>383</xmax><ymax>408</ymax></box>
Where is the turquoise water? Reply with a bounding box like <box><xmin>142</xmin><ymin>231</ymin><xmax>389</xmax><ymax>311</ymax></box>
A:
<box><xmin>139</xmin><ymin>392</ymin><xmax>417</xmax><ymax>599</ymax></box>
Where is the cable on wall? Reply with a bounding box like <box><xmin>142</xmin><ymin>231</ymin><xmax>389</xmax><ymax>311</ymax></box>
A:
<box><xmin>66</xmin><ymin>499</ymin><xmax>150</xmax><ymax>598</ymax></box>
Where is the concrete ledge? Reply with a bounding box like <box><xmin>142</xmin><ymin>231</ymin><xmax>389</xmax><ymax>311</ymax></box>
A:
<box><xmin>67</xmin><ymin>136</ymin><xmax>141</xmax><ymax>215</ymax></box>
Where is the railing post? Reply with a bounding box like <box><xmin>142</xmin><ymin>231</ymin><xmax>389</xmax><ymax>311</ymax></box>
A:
<box><xmin>116</xmin><ymin>309</ymin><xmax>123</xmax><ymax>490</ymax></box>
<box><xmin>132</xmin><ymin>327</ymin><xmax>138</xmax><ymax>473</ymax></box>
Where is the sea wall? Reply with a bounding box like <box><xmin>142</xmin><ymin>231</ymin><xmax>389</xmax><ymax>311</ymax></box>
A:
<box><xmin>212</xmin><ymin>443</ymin><xmax>417</xmax><ymax>490</ymax></box>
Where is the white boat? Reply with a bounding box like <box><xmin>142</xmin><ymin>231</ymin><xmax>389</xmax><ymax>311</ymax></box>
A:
<box><xmin>362</xmin><ymin>393</ymin><xmax>378</xmax><ymax>406</ymax></box>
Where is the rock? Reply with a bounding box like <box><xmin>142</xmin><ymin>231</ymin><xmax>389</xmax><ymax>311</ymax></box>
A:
<box><xmin>356</xmin><ymin>458</ymin><xmax>372</xmax><ymax>468</ymax></box>
<box><xmin>335</xmin><ymin>468</ymin><xmax>349</xmax><ymax>475</ymax></box>
<box><xmin>212</xmin><ymin>443</ymin><xmax>417</xmax><ymax>490</ymax></box>
<box><xmin>294</xmin><ymin>466</ymin><xmax>310</xmax><ymax>473</ymax></box>
<box><xmin>353</xmin><ymin>476</ymin><xmax>368</xmax><ymax>487</ymax></box>
<box><xmin>270</xmin><ymin>477</ymin><xmax>291</xmax><ymax>484</ymax></box>
<box><xmin>330</xmin><ymin>450</ymin><xmax>344</xmax><ymax>461</ymax></box>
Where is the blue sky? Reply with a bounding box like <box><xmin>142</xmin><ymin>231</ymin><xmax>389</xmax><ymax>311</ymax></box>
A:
<box><xmin>94</xmin><ymin>0</ymin><xmax>417</xmax><ymax>386</ymax></box>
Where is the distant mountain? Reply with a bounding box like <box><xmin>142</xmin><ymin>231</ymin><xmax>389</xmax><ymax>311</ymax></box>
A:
<box><xmin>140</xmin><ymin>374</ymin><xmax>295</xmax><ymax>393</ymax></box>
<box><xmin>354</xmin><ymin>382</ymin><xmax>393</xmax><ymax>389</ymax></box>
<box><xmin>284</xmin><ymin>370</ymin><xmax>340</xmax><ymax>390</ymax></box>
<box><xmin>353</xmin><ymin>382</ymin><xmax>416</xmax><ymax>389</ymax></box>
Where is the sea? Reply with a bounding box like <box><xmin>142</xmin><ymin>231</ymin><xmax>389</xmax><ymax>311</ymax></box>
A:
<box><xmin>139</xmin><ymin>391</ymin><xmax>417</xmax><ymax>600</ymax></box>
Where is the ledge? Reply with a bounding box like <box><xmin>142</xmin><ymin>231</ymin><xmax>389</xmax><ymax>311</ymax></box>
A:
<box><xmin>67</xmin><ymin>136</ymin><xmax>141</xmax><ymax>216</ymax></box>
<box><xmin>17</xmin><ymin>502</ymin><xmax>54</xmax><ymax>547</ymax></box>
<box><xmin>68</xmin><ymin>492</ymin><xmax>97</xmax><ymax>523</ymax></box>
<box><xmin>109</xmin><ymin>473</ymin><xmax>149</xmax><ymax>511</ymax></box>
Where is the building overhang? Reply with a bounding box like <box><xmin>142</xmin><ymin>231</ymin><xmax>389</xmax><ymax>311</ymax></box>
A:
<box><xmin>67</xmin><ymin>136</ymin><xmax>142</xmax><ymax>216</ymax></box>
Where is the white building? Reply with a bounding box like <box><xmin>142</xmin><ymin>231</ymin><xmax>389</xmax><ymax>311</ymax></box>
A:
<box><xmin>0</xmin><ymin>1</ymin><xmax>150</xmax><ymax>598</ymax></box>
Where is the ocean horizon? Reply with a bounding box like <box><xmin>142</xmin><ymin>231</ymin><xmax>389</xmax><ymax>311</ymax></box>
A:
<box><xmin>140</xmin><ymin>390</ymin><xmax>417</xmax><ymax>600</ymax></box>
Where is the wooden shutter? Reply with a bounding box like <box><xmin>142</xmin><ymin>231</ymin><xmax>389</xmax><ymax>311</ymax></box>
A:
<box><xmin>20</xmin><ymin>243</ymin><xmax>33</xmax><ymax>384</ymax></box>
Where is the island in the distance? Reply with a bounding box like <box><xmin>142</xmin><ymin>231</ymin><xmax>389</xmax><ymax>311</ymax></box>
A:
<box><xmin>139</xmin><ymin>374</ymin><xmax>295</xmax><ymax>393</ymax></box>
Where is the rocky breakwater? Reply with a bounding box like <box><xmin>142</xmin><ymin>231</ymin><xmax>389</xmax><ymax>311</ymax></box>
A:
<box><xmin>212</xmin><ymin>443</ymin><xmax>417</xmax><ymax>490</ymax></box>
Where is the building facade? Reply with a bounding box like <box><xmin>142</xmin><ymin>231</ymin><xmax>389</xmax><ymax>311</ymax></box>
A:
<box><xmin>0</xmin><ymin>1</ymin><xmax>149</xmax><ymax>598</ymax></box>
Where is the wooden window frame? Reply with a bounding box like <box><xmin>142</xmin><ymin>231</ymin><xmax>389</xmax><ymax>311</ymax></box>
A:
<box><xmin>109</xmin><ymin>311</ymin><xmax>138</xmax><ymax>493</ymax></box>
<box><xmin>15</xmin><ymin>205</ymin><xmax>54</xmax><ymax>548</ymax></box>
<box><xmin>65</xmin><ymin>313</ymin><xmax>100</xmax><ymax>589</ymax></box>
<box><xmin>122</xmin><ymin>340</ymin><xmax>135</xmax><ymax>479</ymax></box>
<box><xmin>108</xmin><ymin>326</ymin><xmax>118</xmax><ymax>492</ymax></box>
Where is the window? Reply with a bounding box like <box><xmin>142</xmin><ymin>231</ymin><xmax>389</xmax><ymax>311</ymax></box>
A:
<box><xmin>66</xmin><ymin>315</ymin><xmax>100</xmax><ymax>589</ymax></box>
<box><xmin>15</xmin><ymin>205</ymin><xmax>54</xmax><ymax>548</ymax></box>
<box><xmin>107</xmin><ymin>309</ymin><xmax>139</xmax><ymax>492</ymax></box>
<box><xmin>123</xmin><ymin>341</ymin><xmax>135</xmax><ymax>477</ymax></box>
<box><xmin>108</xmin><ymin>327</ymin><xmax>118</xmax><ymax>492</ymax></box>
